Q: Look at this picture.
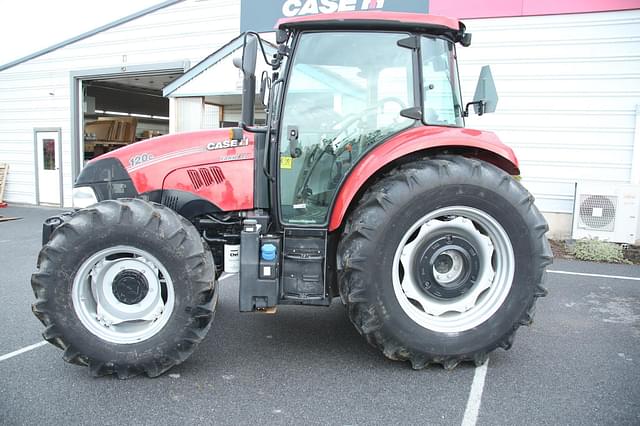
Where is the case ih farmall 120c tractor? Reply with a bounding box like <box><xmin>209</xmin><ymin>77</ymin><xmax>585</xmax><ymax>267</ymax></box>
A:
<box><xmin>32</xmin><ymin>11</ymin><xmax>551</xmax><ymax>378</ymax></box>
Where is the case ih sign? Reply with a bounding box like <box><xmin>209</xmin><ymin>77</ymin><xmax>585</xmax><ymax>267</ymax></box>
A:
<box><xmin>240</xmin><ymin>0</ymin><xmax>429</xmax><ymax>32</ymax></box>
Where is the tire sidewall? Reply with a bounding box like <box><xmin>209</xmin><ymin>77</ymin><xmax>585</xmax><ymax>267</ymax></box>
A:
<box><xmin>365</xmin><ymin>179</ymin><xmax>537</xmax><ymax>357</ymax></box>
<box><xmin>43</xmin><ymin>202</ymin><xmax>211</xmax><ymax>366</ymax></box>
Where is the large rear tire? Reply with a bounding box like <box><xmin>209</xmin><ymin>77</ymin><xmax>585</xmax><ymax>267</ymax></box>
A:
<box><xmin>31</xmin><ymin>199</ymin><xmax>217</xmax><ymax>378</ymax></box>
<box><xmin>337</xmin><ymin>156</ymin><xmax>552</xmax><ymax>369</ymax></box>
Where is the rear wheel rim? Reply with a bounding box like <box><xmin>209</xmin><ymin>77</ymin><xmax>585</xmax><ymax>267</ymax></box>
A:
<box><xmin>72</xmin><ymin>245</ymin><xmax>175</xmax><ymax>344</ymax></box>
<box><xmin>392</xmin><ymin>206</ymin><xmax>514</xmax><ymax>333</ymax></box>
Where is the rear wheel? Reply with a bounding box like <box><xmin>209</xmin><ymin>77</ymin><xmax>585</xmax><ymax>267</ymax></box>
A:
<box><xmin>31</xmin><ymin>199</ymin><xmax>217</xmax><ymax>378</ymax></box>
<box><xmin>337</xmin><ymin>156</ymin><xmax>552</xmax><ymax>369</ymax></box>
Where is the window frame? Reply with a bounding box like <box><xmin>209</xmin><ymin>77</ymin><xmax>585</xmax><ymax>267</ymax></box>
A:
<box><xmin>419</xmin><ymin>35</ymin><xmax>465</xmax><ymax>128</ymax></box>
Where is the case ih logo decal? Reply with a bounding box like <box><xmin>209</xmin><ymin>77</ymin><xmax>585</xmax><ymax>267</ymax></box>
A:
<box><xmin>240</xmin><ymin>0</ymin><xmax>427</xmax><ymax>32</ymax></box>
<box><xmin>206</xmin><ymin>138</ymin><xmax>249</xmax><ymax>151</ymax></box>
<box><xmin>282</xmin><ymin>0</ymin><xmax>385</xmax><ymax>16</ymax></box>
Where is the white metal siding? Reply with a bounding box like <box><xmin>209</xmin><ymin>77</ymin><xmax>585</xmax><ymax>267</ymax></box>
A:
<box><xmin>458</xmin><ymin>10</ymin><xmax>640</xmax><ymax>214</ymax></box>
<box><xmin>0</xmin><ymin>0</ymin><xmax>241</xmax><ymax>206</ymax></box>
<box><xmin>223</xmin><ymin>104</ymin><xmax>242</xmax><ymax>123</ymax></box>
<box><xmin>175</xmin><ymin>97</ymin><xmax>206</xmax><ymax>132</ymax></box>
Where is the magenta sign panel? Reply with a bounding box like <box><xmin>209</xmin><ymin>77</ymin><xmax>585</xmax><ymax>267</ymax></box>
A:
<box><xmin>429</xmin><ymin>0</ymin><xmax>638</xmax><ymax>19</ymax></box>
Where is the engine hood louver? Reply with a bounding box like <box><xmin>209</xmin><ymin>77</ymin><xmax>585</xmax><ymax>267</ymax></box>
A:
<box><xmin>187</xmin><ymin>166</ymin><xmax>225</xmax><ymax>190</ymax></box>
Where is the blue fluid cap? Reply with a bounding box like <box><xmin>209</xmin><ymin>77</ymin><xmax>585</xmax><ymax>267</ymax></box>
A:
<box><xmin>261</xmin><ymin>243</ymin><xmax>277</xmax><ymax>261</ymax></box>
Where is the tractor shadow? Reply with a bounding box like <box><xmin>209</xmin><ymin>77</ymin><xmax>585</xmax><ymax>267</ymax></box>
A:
<box><xmin>176</xmin><ymin>277</ymin><xmax>478</xmax><ymax>378</ymax></box>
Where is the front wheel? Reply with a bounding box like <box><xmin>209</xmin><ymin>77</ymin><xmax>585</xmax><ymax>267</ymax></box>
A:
<box><xmin>31</xmin><ymin>199</ymin><xmax>217</xmax><ymax>378</ymax></box>
<box><xmin>337</xmin><ymin>156</ymin><xmax>552</xmax><ymax>369</ymax></box>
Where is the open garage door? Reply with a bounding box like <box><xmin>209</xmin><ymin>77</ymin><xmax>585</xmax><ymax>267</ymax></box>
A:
<box><xmin>81</xmin><ymin>71</ymin><xmax>182</xmax><ymax>164</ymax></box>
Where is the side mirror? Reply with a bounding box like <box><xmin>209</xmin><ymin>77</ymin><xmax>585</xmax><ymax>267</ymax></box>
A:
<box><xmin>275</xmin><ymin>29</ymin><xmax>288</xmax><ymax>44</ymax></box>
<box><xmin>461</xmin><ymin>33</ymin><xmax>472</xmax><ymax>47</ymax></box>
<box><xmin>464</xmin><ymin>65</ymin><xmax>498</xmax><ymax>116</ymax></box>
<box><xmin>241</xmin><ymin>34</ymin><xmax>258</xmax><ymax>75</ymax></box>
<box><xmin>235</xmin><ymin>33</ymin><xmax>258</xmax><ymax>126</ymax></box>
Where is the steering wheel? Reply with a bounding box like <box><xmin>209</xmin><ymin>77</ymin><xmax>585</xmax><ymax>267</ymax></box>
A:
<box><xmin>294</xmin><ymin>97</ymin><xmax>407</xmax><ymax>202</ymax></box>
<box><xmin>329</xmin><ymin>97</ymin><xmax>406</xmax><ymax>155</ymax></box>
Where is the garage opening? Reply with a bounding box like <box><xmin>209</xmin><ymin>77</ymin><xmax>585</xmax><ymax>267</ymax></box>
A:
<box><xmin>81</xmin><ymin>71</ymin><xmax>182</xmax><ymax>165</ymax></box>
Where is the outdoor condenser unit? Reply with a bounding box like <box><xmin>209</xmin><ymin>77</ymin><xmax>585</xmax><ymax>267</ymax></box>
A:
<box><xmin>572</xmin><ymin>182</ymin><xmax>640</xmax><ymax>244</ymax></box>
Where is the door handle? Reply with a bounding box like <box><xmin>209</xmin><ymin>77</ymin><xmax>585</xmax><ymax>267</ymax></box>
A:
<box><xmin>287</xmin><ymin>125</ymin><xmax>301</xmax><ymax>158</ymax></box>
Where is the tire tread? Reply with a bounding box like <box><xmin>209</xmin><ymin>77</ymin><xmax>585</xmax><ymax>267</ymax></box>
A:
<box><xmin>337</xmin><ymin>156</ymin><xmax>550</xmax><ymax>370</ymax></box>
<box><xmin>31</xmin><ymin>198</ymin><xmax>217</xmax><ymax>379</ymax></box>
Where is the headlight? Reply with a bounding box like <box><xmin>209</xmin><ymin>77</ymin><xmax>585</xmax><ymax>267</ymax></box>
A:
<box><xmin>72</xmin><ymin>186</ymin><xmax>98</xmax><ymax>208</ymax></box>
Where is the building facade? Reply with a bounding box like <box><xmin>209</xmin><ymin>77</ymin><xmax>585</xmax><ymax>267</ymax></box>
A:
<box><xmin>0</xmin><ymin>0</ymin><xmax>638</xmax><ymax>240</ymax></box>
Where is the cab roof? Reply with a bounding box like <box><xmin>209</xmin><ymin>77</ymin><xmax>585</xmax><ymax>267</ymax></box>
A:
<box><xmin>276</xmin><ymin>11</ymin><xmax>466</xmax><ymax>42</ymax></box>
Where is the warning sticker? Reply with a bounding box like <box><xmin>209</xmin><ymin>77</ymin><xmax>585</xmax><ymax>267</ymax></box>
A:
<box><xmin>280</xmin><ymin>156</ymin><xmax>293</xmax><ymax>169</ymax></box>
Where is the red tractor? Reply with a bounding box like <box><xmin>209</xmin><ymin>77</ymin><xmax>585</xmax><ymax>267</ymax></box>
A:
<box><xmin>32</xmin><ymin>11</ymin><xmax>551</xmax><ymax>378</ymax></box>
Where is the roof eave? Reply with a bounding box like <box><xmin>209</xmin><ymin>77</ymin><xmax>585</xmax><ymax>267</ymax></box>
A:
<box><xmin>163</xmin><ymin>34</ymin><xmax>278</xmax><ymax>98</ymax></box>
<box><xmin>276</xmin><ymin>11</ymin><xmax>462</xmax><ymax>32</ymax></box>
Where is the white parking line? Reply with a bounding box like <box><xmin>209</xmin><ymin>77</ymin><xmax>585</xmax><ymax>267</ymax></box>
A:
<box><xmin>461</xmin><ymin>359</ymin><xmax>489</xmax><ymax>426</ymax></box>
<box><xmin>0</xmin><ymin>341</ymin><xmax>47</xmax><ymax>362</ymax></box>
<box><xmin>0</xmin><ymin>275</ymin><xmax>235</xmax><ymax>363</ymax></box>
<box><xmin>548</xmin><ymin>270</ymin><xmax>640</xmax><ymax>282</ymax></box>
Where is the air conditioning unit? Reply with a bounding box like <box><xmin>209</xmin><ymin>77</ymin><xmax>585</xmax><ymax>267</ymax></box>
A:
<box><xmin>572</xmin><ymin>182</ymin><xmax>640</xmax><ymax>244</ymax></box>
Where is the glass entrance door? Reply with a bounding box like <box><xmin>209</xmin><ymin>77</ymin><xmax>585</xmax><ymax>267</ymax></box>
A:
<box><xmin>36</xmin><ymin>130</ymin><xmax>61</xmax><ymax>205</ymax></box>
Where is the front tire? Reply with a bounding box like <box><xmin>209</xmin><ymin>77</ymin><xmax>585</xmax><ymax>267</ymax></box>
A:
<box><xmin>337</xmin><ymin>156</ymin><xmax>552</xmax><ymax>369</ymax></box>
<box><xmin>31</xmin><ymin>199</ymin><xmax>217</xmax><ymax>378</ymax></box>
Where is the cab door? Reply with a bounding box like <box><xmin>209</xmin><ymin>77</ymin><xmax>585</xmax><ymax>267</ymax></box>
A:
<box><xmin>277</xmin><ymin>31</ymin><xmax>416</xmax><ymax>227</ymax></box>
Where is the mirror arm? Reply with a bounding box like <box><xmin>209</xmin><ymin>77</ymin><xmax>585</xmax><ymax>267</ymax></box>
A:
<box><xmin>463</xmin><ymin>100</ymin><xmax>486</xmax><ymax>117</ymax></box>
<box><xmin>243</xmin><ymin>31</ymin><xmax>276</xmax><ymax>67</ymax></box>
<box><xmin>240</xmin><ymin>122</ymin><xmax>268</xmax><ymax>134</ymax></box>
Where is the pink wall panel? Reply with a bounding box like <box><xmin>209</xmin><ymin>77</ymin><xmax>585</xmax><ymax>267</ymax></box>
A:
<box><xmin>430</xmin><ymin>0</ymin><xmax>522</xmax><ymax>19</ymax></box>
<box><xmin>429</xmin><ymin>0</ymin><xmax>639</xmax><ymax>19</ymax></box>
<box><xmin>522</xmin><ymin>0</ymin><xmax>639</xmax><ymax>16</ymax></box>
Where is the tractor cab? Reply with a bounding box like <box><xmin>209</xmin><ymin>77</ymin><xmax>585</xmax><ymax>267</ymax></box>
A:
<box><xmin>237</xmin><ymin>12</ymin><xmax>497</xmax><ymax>228</ymax></box>
<box><xmin>276</xmin><ymin>28</ymin><xmax>462</xmax><ymax>225</ymax></box>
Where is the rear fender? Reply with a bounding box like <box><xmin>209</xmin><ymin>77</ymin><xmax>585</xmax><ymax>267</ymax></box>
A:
<box><xmin>328</xmin><ymin>126</ymin><xmax>520</xmax><ymax>231</ymax></box>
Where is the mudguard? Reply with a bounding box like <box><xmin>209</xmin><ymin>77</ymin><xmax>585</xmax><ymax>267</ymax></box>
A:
<box><xmin>328</xmin><ymin>126</ymin><xmax>520</xmax><ymax>231</ymax></box>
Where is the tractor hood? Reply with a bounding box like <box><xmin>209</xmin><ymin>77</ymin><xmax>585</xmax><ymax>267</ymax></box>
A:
<box><xmin>97</xmin><ymin>129</ymin><xmax>254</xmax><ymax>178</ymax></box>
<box><xmin>76</xmin><ymin>128</ymin><xmax>256</xmax><ymax>213</ymax></box>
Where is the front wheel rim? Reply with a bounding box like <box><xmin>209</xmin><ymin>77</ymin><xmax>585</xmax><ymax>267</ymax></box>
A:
<box><xmin>72</xmin><ymin>245</ymin><xmax>175</xmax><ymax>344</ymax></box>
<box><xmin>392</xmin><ymin>206</ymin><xmax>515</xmax><ymax>333</ymax></box>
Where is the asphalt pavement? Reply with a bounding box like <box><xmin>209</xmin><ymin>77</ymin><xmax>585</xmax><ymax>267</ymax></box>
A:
<box><xmin>1</xmin><ymin>205</ymin><xmax>639</xmax><ymax>425</ymax></box>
